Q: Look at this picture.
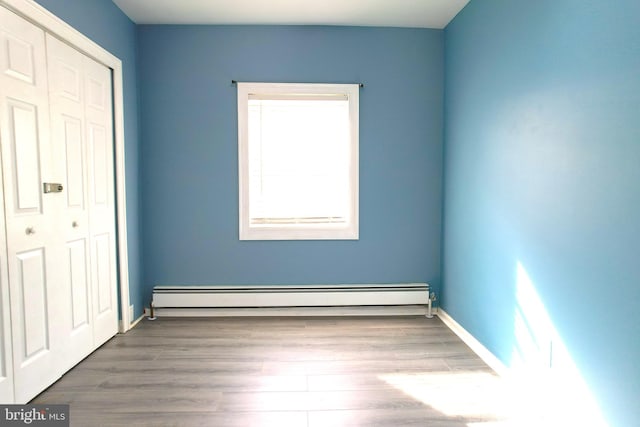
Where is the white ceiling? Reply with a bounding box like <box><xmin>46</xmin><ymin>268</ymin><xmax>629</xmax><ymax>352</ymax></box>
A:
<box><xmin>112</xmin><ymin>0</ymin><xmax>470</xmax><ymax>29</ymax></box>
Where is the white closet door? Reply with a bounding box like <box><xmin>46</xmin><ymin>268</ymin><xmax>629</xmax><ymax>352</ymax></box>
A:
<box><xmin>0</xmin><ymin>146</ymin><xmax>13</xmax><ymax>404</ymax></box>
<box><xmin>0</xmin><ymin>7</ymin><xmax>66</xmax><ymax>403</ymax></box>
<box><xmin>84</xmin><ymin>54</ymin><xmax>117</xmax><ymax>347</ymax></box>
<box><xmin>0</xmin><ymin>18</ymin><xmax>13</xmax><ymax>392</ymax></box>
<box><xmin>46</xmin><ymin>34</ymin><xmax>94</xmax><ymax>370</ymax></box>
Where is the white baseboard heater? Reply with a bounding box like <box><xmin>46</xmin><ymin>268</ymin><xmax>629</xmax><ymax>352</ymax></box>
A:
<box><xmin>151</xmin><ymin>283</ymin><xmax>432</xmax><ymax>317</ymax></box>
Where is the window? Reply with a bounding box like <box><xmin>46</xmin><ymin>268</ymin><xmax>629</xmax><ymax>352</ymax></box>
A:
<box><xmin>237</xmin><ymin>82</ymin><xmax>359</xmax><ymax>240</ymax></box>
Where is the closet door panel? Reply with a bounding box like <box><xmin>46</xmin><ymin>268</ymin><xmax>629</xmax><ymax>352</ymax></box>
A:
<box><xmin>15</xmin><ymin>248</ymin><xmax>49</xmax><ymax>361</ymax></box>
<box><xmin>63</xmin><ymin>116</ymin><xmax>85</xmax><ymax>207</ymax></box>
<box><xmin>47</xmin><ymin>34</ymin><xmax>118</xmax><ymax>360</ymax></box>
<box><xmin>46</xmin><ymin>34</ymin><xmax>94</xmax><ymax>370</ymax></box>
<box><xmin>6</xmin><ymin>100</ymin><xmax>42</xmax><ymax>212</ymax></box>
<box><xmin>89</xmin><ymin>123</ymin><xmax>108</xmax><ymax>205</ymax></box>
<box><xmin>0</xmin><ymin>6</ymin><xmax>64</xmax><ymax>403</ymax></box>
<box><xmin>67</xmin><ymin>239</ymin><xmax>90</xmax><ymax>330</ymax></box>
<box><xmin>0</xmin><ymin>148</ymin><xmax>13</xmax><ymax>404</ymax></box>
<box><xmin>4</xmin><ymin>32</ymin><xmax>35</xmax><ymax>83</ymax></box>
<box><xmin>0</xmin><ymin>263</ymin><xmax>13</xmax><ymax>403</ymax></box>
<box><xmin>84</xmin><ymin>55</ymin><xmax>117</xmax><ymax>347</ymax></box>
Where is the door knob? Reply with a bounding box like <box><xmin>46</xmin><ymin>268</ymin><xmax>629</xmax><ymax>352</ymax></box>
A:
<box><xmin>25</xmin><ymin>227</ymin><xmax>35</xmax><ymax>235</ymax></box>
<box><xmin>72</xmin><ymin>221</ymin><xmax>79</xmax><ymax>228</ymax></box>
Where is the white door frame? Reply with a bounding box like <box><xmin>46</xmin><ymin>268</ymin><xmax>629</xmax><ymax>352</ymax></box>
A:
<box><xmin>1</xmin><ymin>0</ymin><xmax>132</xmax><ymax>332</ymax></box>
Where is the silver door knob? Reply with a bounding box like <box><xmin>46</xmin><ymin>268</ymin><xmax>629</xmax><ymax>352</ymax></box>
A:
<box><xmin>72</xmin><ymin>221</ymin><xmax>79</xmax><ymax>228</ymax></box>
<box><xmin>25</xmin><ymin>227</ymin><xmax>35</xmax><ymax>235</ymax></box>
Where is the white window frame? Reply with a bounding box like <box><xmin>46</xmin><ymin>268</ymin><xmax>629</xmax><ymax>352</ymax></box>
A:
<box><xmin>237</xmin><ymin>82</ymin><xmax>359</xmax><ymax>241</ymax></box>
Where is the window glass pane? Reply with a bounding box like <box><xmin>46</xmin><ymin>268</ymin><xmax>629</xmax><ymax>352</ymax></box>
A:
<box><xmin>248</xmin><ymin>99</ymin><xmax>350</xmax><ymax>225</ymax></box>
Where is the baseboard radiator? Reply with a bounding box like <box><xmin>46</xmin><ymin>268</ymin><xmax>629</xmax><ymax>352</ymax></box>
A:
<box><xmin>151</xmin><ymin>283</ymin><xmax>431</xmax><ymax>317</ymax></box>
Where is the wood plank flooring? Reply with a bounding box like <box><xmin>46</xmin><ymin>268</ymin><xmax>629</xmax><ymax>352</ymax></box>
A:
<box><xmin>32</xmin><ymin>316</ymin><xmax>515</xmax><ymax>426</ymax></box>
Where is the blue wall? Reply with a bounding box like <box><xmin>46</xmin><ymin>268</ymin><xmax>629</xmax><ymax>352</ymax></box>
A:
<box><xmin>33</xmin><ymin>0</ymin><xmax>144</xmax><ymax>319</ymax></box>
<box><xmin>138</xmin><ymin>26</ymin><xmax>443</xmax><ymax>295</ymax></box>
<box><xmin>443</xmin><ymin>1</ymin><xmax>640</xmax><ymax>425</ymax></box>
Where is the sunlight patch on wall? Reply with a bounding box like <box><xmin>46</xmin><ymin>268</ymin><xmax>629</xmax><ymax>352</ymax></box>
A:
<box><xmin>510</xmin><ymin>262</ymin><xmax>607</xmax><ymax>426</ymax></box>
<box><xmin>378</xmin><ymin>263</ymin><xmax>608</xmax><ymax>426</ymax></box>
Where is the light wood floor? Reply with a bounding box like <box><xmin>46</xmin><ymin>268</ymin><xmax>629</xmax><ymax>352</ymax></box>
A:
<box><xmin>32</xmin><ymin>316</ymin><xmax>514</xmax><ymax>426</ymax></box>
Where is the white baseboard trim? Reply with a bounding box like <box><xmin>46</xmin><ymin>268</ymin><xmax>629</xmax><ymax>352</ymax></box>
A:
<box><xmin>121</xmin><ymin>313</ymin><xmax>145</xmax><ymax>332</ymax></box>
<box><xmin>437</xmin><ymin>308</ymin><xmax>508</xmax><ymax>376</ymax></box>
<box><xmin>145</xmin><ymin>305</ymin><xmax>429</xmax><ymax>317</ymax></box>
